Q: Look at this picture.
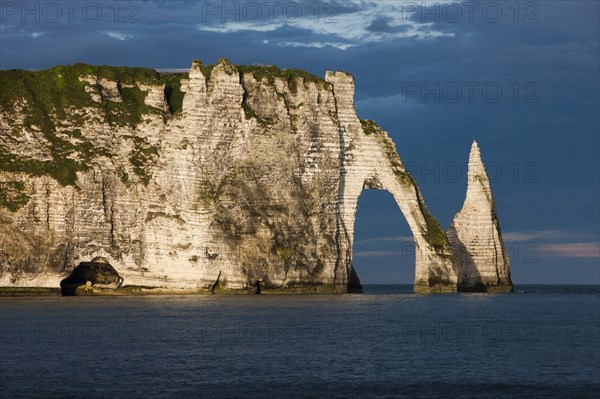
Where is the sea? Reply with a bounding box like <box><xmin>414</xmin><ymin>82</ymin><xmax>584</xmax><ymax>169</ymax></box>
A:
<box><xmin>0</xmin><ymin>285</ymin><xmax>598</xmax><ymax>398</ymax></box>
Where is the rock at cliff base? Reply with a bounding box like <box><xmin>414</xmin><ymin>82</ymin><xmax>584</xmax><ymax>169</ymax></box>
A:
<box><xmin>60</xmin><ymin>258</ymin><xmax>124</xmax><ymax>296</ymax></box>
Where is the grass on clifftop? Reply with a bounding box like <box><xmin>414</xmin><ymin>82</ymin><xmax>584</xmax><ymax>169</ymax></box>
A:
<box><xmin>0</xmin><ymin>64</ymin><xmax>160</xmax><ymax>128</ymax></box>
<box><xmin>237</xmin><ymin>65</ymin><xmax>331</xmax><ymax>93</ymax></box>
<box><xmin>0</xmin><ymin>62</ymin><xmax>333</xmax><ymax>192</ymax></box>
<box><xmin>0</xmin><ymin>64</ymin><xmax>163</xmax><ymax>188</ymax></box>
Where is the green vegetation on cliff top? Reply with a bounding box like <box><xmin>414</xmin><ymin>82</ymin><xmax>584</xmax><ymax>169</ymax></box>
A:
<box><xmin>0</xmin><ymin>61</ymin><xmax>329</xmax><ymax>120</ymax></box>
<box><xmin>236</xmin><ymin>64</ymin><xmax>331</xmax><ymax>93</ymax></box>
<box><xmin>0</xmin><ymin>64</ymin><xmax>159</xmax><ymax>190</ymax></box>
<box><xmin>0</xmin><ymin>62</ymin><xmax>331</xmax><ymax>208</ymax></box>
<box><xmin>0</xmin><ymin>64</ymin><xmax>173</xmax><ymax>198</ymax></box>
<box><xmin>0</xmin><ymin>63</ymin><xmax>160</xmax><ymax>128</ymax></box>
<box><xmin>193</xmin><ymin>58</ymin><xmax>329</xmax><ymax>93</ymax></box>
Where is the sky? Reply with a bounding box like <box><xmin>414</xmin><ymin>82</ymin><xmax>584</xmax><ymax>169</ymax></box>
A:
<box><xmin>1</xmin><ymin>0</ymin><xmax>598</xmax><ymax>284</ymax></box>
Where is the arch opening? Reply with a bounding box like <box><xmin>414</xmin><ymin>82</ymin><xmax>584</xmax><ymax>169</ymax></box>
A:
<box><xmin>351</xmin><ymin>189</ymin><xmax>416</xmax><ymax>292</ymax></box>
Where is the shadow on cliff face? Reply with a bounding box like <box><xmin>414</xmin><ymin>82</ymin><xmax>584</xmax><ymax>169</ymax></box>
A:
<box><xmin>348</xmin><ymin>264</ymin><xmax>363</xmax><ymax>293</ymax></box>
<box><xmin>448</xmin><ymin>235</ymin><xmax>484</xmax><ymax>292</ymax></box>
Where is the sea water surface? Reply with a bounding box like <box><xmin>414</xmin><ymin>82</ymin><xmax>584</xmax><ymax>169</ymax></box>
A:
<box><xmin>1</xmin><ymin>285</ymin><xmax>599</xmax><ymax>398</ymax></box>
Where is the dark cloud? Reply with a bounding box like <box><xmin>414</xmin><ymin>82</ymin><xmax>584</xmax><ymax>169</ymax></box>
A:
<box><xmin>366</xmin><ymin>17</ymin><xmax>396</xmax><ymax>33</ymax></box>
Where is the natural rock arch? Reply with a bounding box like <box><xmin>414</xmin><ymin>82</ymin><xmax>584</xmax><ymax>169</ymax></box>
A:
<box><xmin>326</xmin><ymin>71</ymin><xmax>457</xmax><ymax>293</ymax></box>
<box><xmin>334</xmin><ymin>140</ymin><xmax>458</xmax><ymax>293</ymax></box>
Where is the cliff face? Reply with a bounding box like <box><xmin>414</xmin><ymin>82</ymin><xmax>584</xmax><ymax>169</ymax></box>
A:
<box><xmin>0</xmin><ymin>59</ymin><xmax>506</xmax><ymax>293</ymax></box>
<box><xmin>447</xmin><ymin>142</ymin><xmax>513</xmax><ymax>292</ymax></box>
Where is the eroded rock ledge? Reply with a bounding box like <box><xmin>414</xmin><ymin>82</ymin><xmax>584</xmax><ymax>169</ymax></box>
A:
<box><xmin>0</xmin><ymin>59</ymin><xmax>512</xmax><ymax>293</ymax></box>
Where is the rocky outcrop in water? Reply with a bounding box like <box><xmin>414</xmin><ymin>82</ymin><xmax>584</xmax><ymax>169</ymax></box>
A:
<box><xmin>447</xmin><ymin>142</ymin><xmax>513</xmax><ymax>292</ymax></box>
<box><xmin>60</xmin><ymin>257</ymin><xmax>123</xmax><ymax>295</ymax></box>
<box><xmin>0</xmin><ymin>59</ymin><xmax>510</xmax><ymax>293</ymax></box>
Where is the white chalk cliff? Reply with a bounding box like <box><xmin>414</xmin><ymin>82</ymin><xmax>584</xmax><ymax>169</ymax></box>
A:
<box><xmin>0</xmin><ymin>59</ymin><xmax>511</xmax><ymax>293</ymax></box>
<box><xmin>447</xmin><ymin>141</ymin><xmax>513</xmax><ymax>292</ymax></box>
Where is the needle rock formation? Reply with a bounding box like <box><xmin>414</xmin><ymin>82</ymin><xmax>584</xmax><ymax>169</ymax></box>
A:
<box><xmin>447</xmin><ymin>142</ymin><xmax>513</xmax><ymax>292</ymax></box>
